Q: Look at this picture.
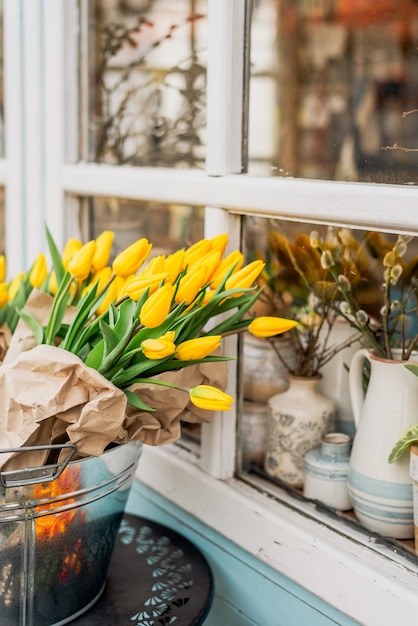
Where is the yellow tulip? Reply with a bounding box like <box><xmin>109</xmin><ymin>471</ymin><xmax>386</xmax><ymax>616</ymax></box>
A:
<box><xmin>112</xmin><ymin>238</ymin><xmax>152</xmax><ymax>278</ymax></box>
<box><xmin>88</xmin><ymin>266</ymin><xmax>113</xmax><ymax>294</ymax></box>
<box><xmin>210</xmin><ymin>250</ymin><xmax>245</xmax><ymax>289</ymax></box>
<box><xmin>29</xmin><ymin>253</ymin><xmax>48</xmax><ymax>288</ymax></box>
<box><xmin>175</xmin><ymin>266</ymin><xmax>207</xmax><ymax>305</ymax></box>
<box><xmin>164</xmin><ymin>249</ymin><xmax>185</xmax><ymax>283</ymax></box>
<box><xmin>141</xmin><ymin>255</ymin><xmax>166</xmax><ymax>277</ymax></box>
<box><xmin>68</xmin><ymin>241</ymin><xmax>97</xmax><ymax>280</ymax></box>
<box><xmin>96</xmin><ymin>276</ymin><xmax>124</xmax><ymax>315</ymax></box>
<box><xmin>248</xmin><ymin>316</ymin><xmax>298</xmax><ymax>338</ymax></box>
<box><xmin>225</xmin><ymin>260</ymin><xmax>265</xmax><ymax>293</ymax></box>
<box><xmin>141</xmin><ymin>337</ymin><xmax>176</xmax><ymax>360</ymax></box>
<box><xmin>48</xmin><ymin>271</ymin><xmax>57</xmax><ymax>296</ymax></box>
<box><xmin>190</xmin><ymin>250</ymin><xmax>222</xmax><ymax>284</ymax></box>
<box><xmin>189</xmin><ymin>385</ymin><xmax>233</xmax><ymax>411</ymax></box>
<box><xmin>0</xmin><ymin>255</ymin><xmax>6</xmax><ymax>282</ymax></box>
<box><xmin>139</xmin><ymin>283</ymin><xmax>175</xmax><ymax>328</ymax></box>
<box><xmin>123</xmin><ymin>272</ymin><xmax>168</xmax><ymax>301</ymax></box>
<box><xmin>8</xmin><ymin>272</ymin><xmax>26</xmax><ymax>300</ymax></box>
<box><xmin>62</xmin><ymin>238</ymin><xmax>83</xmax><ymax>270</ymax></box>
<box><xmin>184</xmin><ymin>239</ymin><xmax>212</xmax><ymax>267</ymax></box>
<box><xmin>176</xmin><ymin>335</ymin><xmax>221</xmax><ymax>360</ymax></box>
<box><xmin>0</xmin><ymin>282</ymin><xmax>8</xmax><ymax>307</ymax></box>
<box><xmin>209</xmin><ymin>233</ymin><xmax>229</xmax><ymax>256</ymax></box>
<box><xmin>92</xmin><ymin>231</ymin><xmax>114</xmax><ymax>271</ymax></box>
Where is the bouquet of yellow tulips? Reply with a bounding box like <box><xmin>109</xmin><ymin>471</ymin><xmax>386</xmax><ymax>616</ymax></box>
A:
<box><xmin>0</xmin><ymin>228</ymin><xmax>296</xmax><ymax>468</ymax></box>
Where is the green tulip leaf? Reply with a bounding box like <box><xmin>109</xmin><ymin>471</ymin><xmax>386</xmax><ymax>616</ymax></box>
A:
<box><xmin>85</xmin><ymin>338</ymin><xmax>105</xmax><ymax>370</ymax></box>
<box><xmin>17</xmin><ymin>308</ymin><xmax>45</xmax><ymax>345</ymax></box>
<box><xmin>123</xmin><ymin>388</ymin><xmax>155</xmax><ymax>412</ymax></box>
<box><xmin>46</xmin><ymin>225</ymin><xmax>65</xmax><ymax>286</ymax></box>
<box><xmin>405</xmin><ymin>364</ymin><xmax>418</xmax><ymax>378</ymax></box>
<box><xmin>388</xmin><ymin>424</ymin><xmax>418</xmax><ymax>463</ymax></box>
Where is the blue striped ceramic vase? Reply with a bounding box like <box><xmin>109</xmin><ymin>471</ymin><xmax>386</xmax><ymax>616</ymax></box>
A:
<box><xmin>348</xmin><ymin>349</ymin><xmax>418</xmax><ymax>539</ymax></box>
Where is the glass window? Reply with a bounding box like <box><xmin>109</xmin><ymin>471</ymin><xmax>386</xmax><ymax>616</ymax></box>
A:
<box><xmin>81</xmin><ymin>0</ymin><xmax>208</xmax><ymax>168</ymax></box>
<box><xmin>248</xmin><ymin>0</ymin><xmax>418</xmax><ymax>183</ymax></box>
<box><xmin>0</xmin><ymin>0</ymin><xmax>4</xmax><ymax>159</ymax></box>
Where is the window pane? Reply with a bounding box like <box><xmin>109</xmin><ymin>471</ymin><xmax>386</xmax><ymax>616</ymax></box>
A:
<box><xmin>87</xmin><ymin>196</ymin><xmax>204</xmax><ymax>255</ymax></box>
<box><xmin>81</xmin><ymin>0</ymin><xmax>207</xmax><ymax>168</ymax></box>
<box><xmin>248</xmin><ymin>0</ymin><xmax>418</xmax><ymax>183</ymax></box>
<box><xmin>0</xmin><ymin>0</ymin><xmax>4</xmax><ymax>158</ymax></box>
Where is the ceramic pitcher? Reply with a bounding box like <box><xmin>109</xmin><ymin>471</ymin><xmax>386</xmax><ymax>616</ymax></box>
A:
<box><xmin>348</xmin><ymin>348</ymin><xmax>418</xmax><ymax>538</ymax></box>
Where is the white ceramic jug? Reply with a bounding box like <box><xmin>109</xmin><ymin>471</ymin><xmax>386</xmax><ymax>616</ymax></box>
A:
<box><xmin>348</xmin><ymin>348</ymin><xmax>418</xmax><ymax>538</ymax></box>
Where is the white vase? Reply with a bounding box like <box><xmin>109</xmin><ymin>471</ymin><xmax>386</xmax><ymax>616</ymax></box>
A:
<box><xmin>242</xmin><ymin>334</ymin><xmax>297</xmax><ymax>404</ymax></box>
<box><xmin>348</xmin><ymin>348</ymin><xmax>418</xmax><ymax>538</ymax></box>
<box><xmin>317</xmin><ymin>318</ymin><xmax>362</xmax><ymax>437</ymax></box>
<box><xmin>265</xmin><ymin>375</ymin><xmax>336</xmax><ymax>488</ymax></box>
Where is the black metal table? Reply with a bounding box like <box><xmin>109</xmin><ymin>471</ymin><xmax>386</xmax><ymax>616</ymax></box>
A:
<box><xmin>72</xmin><ymin>513</ymin><xmax>214</xmax><ymax>626</ymax></box>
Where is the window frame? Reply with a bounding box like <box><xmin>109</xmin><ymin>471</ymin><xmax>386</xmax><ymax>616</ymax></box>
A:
<box><xmin>3</xmin><ymin>1</ymin><xmax>418</xmax><ymax>622</ymax></box>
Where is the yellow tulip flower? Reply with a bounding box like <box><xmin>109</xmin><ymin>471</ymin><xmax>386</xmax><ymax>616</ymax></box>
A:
<box><xmin>62</xmin><ymin>238</ymin><xmax>83</xmax><ymax>270</ymax></box>
<box><xmin>176</xmin><ymin>335</ymin><xmax>221</xmax><ymax>360</ymax></box>
<box><xmin>123</xmin><ymin>272</ymin><xmax>168</xmax><ymax>301</ymax></box>
<box><xmin>248</xmin><ymin>316</ymin><xmax>298</xmax><ymax>338</ymax></box>
<box><xmin>92</xmin><ymin>230</ymin><xmax>114</xmax><ymax>271</ymax></box>
<box><xmin>0</xmin><ymin>255</ymin><xmax>6</xmax><ymax>282</ymax></box>
<box><xmin>210</xmin><ymin>250</ymin><xmax>244</xmax><ymax>289</ymax></box>
<box><xmin>164</xmin><ymin>249</ymin><xmax>185</xmax><ymax>283</ymax></box>
<box><xmin>68</xmin><ymin>241</ymin><xmax>97</xmax><ymax>281</ymax></box>
<box><xmin>141</xmin><ymin>337</ymin><xmax>176</xmax><ymax>360</ymax></box>
<box><xmin>209</xmin><ymin>233</ymin><xmax>229</xmax><ymax>256</ymax></box>
<box><xmin>225</xmin><ymin>260</ymin><xmax>265</xmax><ymax>294</ymax></box>
<box><xmin>48</xmin><ymin>271</ymin><xmax>57</xmax><ymax>296</ymax></box>
<box><xmin>112</xmin><ymin>238</ymin><xmax>152</xmax><ymax>278</ymax></box>
<box><xmin>96</xmin><ymin>276</ymin><xmax>124</xmax><ymax>315</ymax></box>
<box><xmin>141</xmin><ymin>255</ymin><xmax>166</xmax><ymax>277</ymax></box>
<box><xmin>189</xmin><ymin>385</ymin><xmax>233</xmax><ymax>411</ymax></box>
<box><xmin>190</xmin><ymin>250</ymin><xmax>222</xmax><ymax>284</ymax></box>
<box><xmin>184</xmin><ymin>239</ymin><xmax>212</xmax><ymax>268</ymax></box>
<box><xmin>29</xmin><ymin>253</ymin><xmax>48</xmax><ymax>289</ymax></box>
<box><xmin>0</xmin><ymin>282</ymin><xmax>8</xmax><ymax>307</ymax></box>
<box><xmin>139</xmin><ymin>283</ymin><xmax>175</xmax><ymax>328</ymax></box>
<box><xmin>175</xmin><ymin>265</ymin><xmax>207</xmax><ymax>305</ymax></box>
<box><xmin>8</xmin><ymin>272</ymin><xmax>26</xmax><ymax>300</ymax></box>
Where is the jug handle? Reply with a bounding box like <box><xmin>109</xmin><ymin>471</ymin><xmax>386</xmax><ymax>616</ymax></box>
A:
<box><xmin>349</xmin><ymin>348</ymin><xmax>371</xmax><ymax>429</ymax></box>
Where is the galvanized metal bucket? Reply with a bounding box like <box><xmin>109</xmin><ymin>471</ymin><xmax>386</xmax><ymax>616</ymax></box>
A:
<box><xmin>0</xmin><ymin>441</ymin><xmax>142</xmax><ymax>626</ymax></box>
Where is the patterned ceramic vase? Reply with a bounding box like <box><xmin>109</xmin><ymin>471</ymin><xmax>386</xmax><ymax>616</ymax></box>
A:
<box><xmin>264</xmin><ymin>375</ymin><xmax>336</xmax><ymax>488</ymax></box>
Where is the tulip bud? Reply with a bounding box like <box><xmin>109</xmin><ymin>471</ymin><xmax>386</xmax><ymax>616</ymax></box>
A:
<box><xmin>92</xmin><ymin>230</ymin><xmax>114</xmax><ymax>271</ymax></box>
<box><xmin>209</xmin><ymin>233</ymin><xmax>229</xmax><ymax>254</ymax></box>
<box><xmin>0</xmin><ymin>255</ymin><xmax>6</xmax><ymax>283</ymax></box>
<box><xmin>96</xmin><ymin>276</ymin><xmax>125</xmax><ymax>315</ymax></box>
<box><xmin>141</xmin><ymin>255</ymin><xmax>166</xmax><ymax>277</ymax></box>
<box><xmin>190</xmin><ymin>250</ymin><xmax>222</xmax><ymax>284</ymax></box>
<box><xmin>8</xmin><ymin>272</ymin><xmax>26</xmax><ymax>300</ymax></box>
<box><xmin>164</xmin><ymin>249</ymin><xmax>185</xmax><ymax>283</ymax></box>
<box><xmin>141</xmin><ymin>337</ymin><xmax>176</xmax><ymax>360</ymax></box>
<box><xmin>175</xmin><ymin>266</ymin><xmax>207</xmax><ymax>305</ymax></box>
<box><xmin>68</xmin><ymin>241</ymin><xmax>97</xmax><ymax>280</ymax></box>
<box><xmin>225</xmin><ymin>260</ymin><xmax>265</xmax><ymax>294</ymax></box>
<box><xmin>123</xmin><ymin>272</ymin><xmax>168</xmax><ymax>301</ymax></box>
<box><xmin>112</xmin><ymin>238</ymin><xmax>152</xmax><ymax>278</ymax></box>
<box><xmin>176</xmin><ymin>335</ymin><xmax>222</xmax><ymax>360</ymax></box>
<box><xmin>210</xmin><ymin>250</ymin><xmax>244</xmax><ymax>289</ymax></box>
<box><xmin>29</xmin><ymin>253</ymin><xmax>48</xmax><ymax>288</ymax></box>
<box><xmin>184</xmin><ymin>239</ymin><xmax>212</xmax><ymax>267</ymax></box>
<box><xmin>139</xmin><ymin>283</ymin><xmax>175</xmax><ymax>328</ymax></box>
<box><xmin>0</xmin><ymin>282</ymin><xmax>8</xmax><ymax>307</ymax></box>
<box><xmin>248</xmin><ymin>316</ymin><xmax>298</xmax><ymax>338</ymax></box>
<box><xmin>62</xmin><ymin>238</ymin><xmax>83</xmax><ymax>270</ymax></box>
<box><xmin>189</xmin><ymin>385</ymin><xmax>233</xmax><ymax>411</ymax></box>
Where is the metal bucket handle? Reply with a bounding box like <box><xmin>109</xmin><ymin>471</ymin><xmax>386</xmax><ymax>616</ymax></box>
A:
<box><xmin>0</xmin><ymin>443</ymin><xmax>78</xmax><ymax>488</ymax></box>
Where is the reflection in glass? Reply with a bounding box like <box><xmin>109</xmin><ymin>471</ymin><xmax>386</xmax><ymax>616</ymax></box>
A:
<box><xmin>89</xmin><ymin>196</ymin><xmax>204</xmax><ymax>258</ymax></box>
<box><xmin>249</xmin><ymin>1</ymin><xmax>418</xmax><ymax>183</ymax></box>
<box><xmin>82</xmin><ymin>0</ymin><xmax>207</xmax><ymax>168</ymax></box>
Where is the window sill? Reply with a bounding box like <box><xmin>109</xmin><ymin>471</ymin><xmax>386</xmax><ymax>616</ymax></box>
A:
<box><xmin>137</xmin><ymin>444</ymin><xmax>418</xmax><ymax>625</ymax></box>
